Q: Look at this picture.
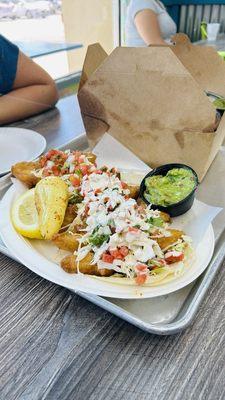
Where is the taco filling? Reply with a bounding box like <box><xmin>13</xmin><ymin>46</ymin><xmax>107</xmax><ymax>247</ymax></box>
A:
<box><xmin>61</xmin><ymin>169</ymin><xmax>193</xmax><ymax>286</ymax></box>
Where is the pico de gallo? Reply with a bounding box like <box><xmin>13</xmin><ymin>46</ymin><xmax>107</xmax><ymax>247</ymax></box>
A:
<box><xmin>72</xmin><ymin>169</ymin><xmax>193</xmax><ymax>285</ymax></box>
<box><xmin>34</xmin><ymin>149</ymin><xmax>98</xmax><ymax>204</ymax></box>
<box><xmin>38</xmin><ymin>149</ymin><xmax>96</xmax><ymax>178</ymax></box>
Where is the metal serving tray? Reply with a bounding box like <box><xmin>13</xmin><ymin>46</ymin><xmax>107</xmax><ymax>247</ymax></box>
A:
<box><xmin>1</xmin><ymin>134</ymin><xmax>225</xmax><ymax>335</ymax></box>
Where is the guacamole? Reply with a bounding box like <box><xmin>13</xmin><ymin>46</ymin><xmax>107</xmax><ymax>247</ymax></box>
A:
<box><xmin>144</xmin><ymin>168</ymin><xmax>196</xmax><ymax>207</ymax></box>
<box><xmin>213</xmin><ymin>98</ymin><xmax>225</xmax><ymax>110</ymax></box>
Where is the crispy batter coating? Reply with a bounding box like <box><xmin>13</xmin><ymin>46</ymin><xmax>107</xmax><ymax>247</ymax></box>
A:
<box><xmin>11</xmin><ymin>161</ymin><xmax>40</xmax><ymax>188</ymax></box>
<box><xmin>134</xmin><ymin>199</ymin><xmax>171</xmax><ymax>222</ymax></box>
<box><xmin>61</xmin><ymin>252</ymin><xmax>113</xmax><ymax>276</ymax></box>
<box><xmin>62</xmin><ymin>204</ymin><xmax>78</xmax><ymax>228</ymax></box>
<box><xmin>53</xmin><ymin>232</ymin><xmax>81</xmax><ymax>252</ymax></box>
<box><xmin>159</xmin><ymin>211</ymin><xmax>171</xmax><ymax>223</ymax></box>
<box><xmin>127</xmin><ymin>184</ymin><xmax>140</xmax><ymax>199</ymax></box>
<box><xmin>11</xmin><ymin>152</ymin><xmax>96</xmax><ymax>189</ymax></box>
<box><xmin>85</xmin><ymin>152</ymin><xmax>96</xmax><ymax>164</ymax></box>
<box><xmin>155</xmin><ymin>229</ymin><xmax>183</xmax><ymax>250</ymax></box>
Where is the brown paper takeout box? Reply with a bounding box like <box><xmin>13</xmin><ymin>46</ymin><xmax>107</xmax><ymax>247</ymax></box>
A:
<box><xmin>78</xmin><ymin>34</ymin><xmax>225</xmax><ymax>181</ymax></box>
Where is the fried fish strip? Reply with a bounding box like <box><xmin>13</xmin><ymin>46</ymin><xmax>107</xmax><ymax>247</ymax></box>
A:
<box><xmin>159</xmin><ymin>211</ymin><xmax>171</xmax><ymax>223</ymax></box>
<box><xmin>85</xmin><ymin>152</ymin><xmax>97</xmax><ymax>164</ymax></box>
<box><xmin>11</xmin><ymin>161</ymin><xmax>41</xmax><ymax>188</ymax></box>
<box><xmin>155</xmin><ymin>229</ymin><xmax>183</xmax><ymax>250</ymax></box>
<box><xmin>135</xmin><ymin>199</ymin><xmax>171</xmax><ymax>223</ymax></box>
<box><xmin>53</xmin><ymin>232</ymin><xmax>82</xmax><ymax>252</ymax></box>
<box><xmin>61</xmin><ymin>253</ymin><xmax>113</xmax><ymax>276</ymax></box>
<box><xmin>11</xmin><ymin>151</ymin><xmax>96</xmax><ymax>188</ymax></box>
<box><xmin>62</xmin><ymin>204</ymin><xmax>78</xmax><ymax>228</ymax></box>
<box><xmin>127</xmin><ymin>184</ymin><xmax>140</xmax><ymax>199</ymax></box>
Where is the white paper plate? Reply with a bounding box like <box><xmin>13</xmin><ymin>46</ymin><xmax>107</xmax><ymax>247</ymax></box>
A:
<box><xmin>0</xmin><ymin>185</ymin><xmax>215</xmax><ymax>299</ymax></box>
<box><xmin>0</xmin><ymin>128</ymin><xmax>46</xmax><ymax>176</ymax></box>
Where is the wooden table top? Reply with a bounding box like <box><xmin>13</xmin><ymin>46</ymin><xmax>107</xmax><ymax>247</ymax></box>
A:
<box><xmin>1</xmin><ymin>95</ymin><xmax>225</xmax><ymax>400</ymax></box>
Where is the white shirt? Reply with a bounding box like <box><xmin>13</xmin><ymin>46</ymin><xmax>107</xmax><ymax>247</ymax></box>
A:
<box><xmin>125</xmin><ymin>0</ymin><xmax>177</xmax><ymax>46</ymax></box>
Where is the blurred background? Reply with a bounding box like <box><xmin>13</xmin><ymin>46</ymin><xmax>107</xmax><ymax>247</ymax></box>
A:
<box><xmin>1</xmin><ymin>0</ymin><xmax>225</xmax><ymax>96</ymax></box>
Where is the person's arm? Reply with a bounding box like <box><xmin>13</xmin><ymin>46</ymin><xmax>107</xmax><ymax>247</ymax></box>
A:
<box><xmin>0</xmin><ymin>51</ymin><xmax>59</xmax><ymax>125</ymax></box>
<box><xmin>134</xmin><ymin>9</ymin><xmax>167</xmax><ymax>46</ymax></box>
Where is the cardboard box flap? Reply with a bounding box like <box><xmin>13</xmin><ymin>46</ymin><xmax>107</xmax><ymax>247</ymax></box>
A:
<box><xmin>172</xmin><ymin>33</ymin><xmax>225</xmax><ymax>97</ymax></box>
<box><xmin>77</xmin><ymin>41</ymin><xmax>225</xmax><ymax>181</ymax></box>
<box><xmin>78</xmin><ymin>43</ymin><xmax>108</xmax><ymax>91</ymax></box>
<box><xmin>78</xmin><ymin>46</ymin><xmax>216</xmax><ymax>143</ymax></box>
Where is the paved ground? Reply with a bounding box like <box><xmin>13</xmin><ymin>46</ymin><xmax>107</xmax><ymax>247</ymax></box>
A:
<box><xmin>0</xmin><ymin>15</ymin><xmax>69</xmax><ymax>78</ymax></box>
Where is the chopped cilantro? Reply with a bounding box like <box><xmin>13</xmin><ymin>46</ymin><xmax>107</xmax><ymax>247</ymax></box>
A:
<box><xmin>69</xmin><ymin>190</ymin><xmax>83</xmax><ymax>204</ymax></box>
<box><xmin>75</xmin><ymin>169</ymin><xmax>82</xmax><ymax>177</ymax></box>
<box><xmin>89</xmin><ymin>228</ymin><xmax>110</xmax><ymax>247</ymax></box>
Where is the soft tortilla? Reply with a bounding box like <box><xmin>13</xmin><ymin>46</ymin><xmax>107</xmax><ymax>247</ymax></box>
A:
<box><xmin>77</xmin><ymin>245</ymin><xmax>195</xmax><ymax>287</ymax></box>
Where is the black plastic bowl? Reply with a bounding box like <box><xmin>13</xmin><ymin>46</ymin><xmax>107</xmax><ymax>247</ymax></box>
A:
<box><xmin>139</xmin><ymin>163</ymin><xmax>199</xmax><ymax>217</ymax></box>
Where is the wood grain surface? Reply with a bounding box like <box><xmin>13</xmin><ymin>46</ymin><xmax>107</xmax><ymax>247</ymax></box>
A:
<box><xmin>1</xmin><ymin>95</ymin><xmax>225</xmax><ymax>400</ymax></box>
<box><xmin>1</xmin><ymin>251</ymin><xmax>225</xmax><ymax>400</ymax></box>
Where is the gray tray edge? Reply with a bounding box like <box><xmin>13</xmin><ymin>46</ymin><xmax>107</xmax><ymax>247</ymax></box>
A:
<box><xmin>0</xmin><ymin>133</ymin><xmax>224</xmax><ymax>335</ymax></box>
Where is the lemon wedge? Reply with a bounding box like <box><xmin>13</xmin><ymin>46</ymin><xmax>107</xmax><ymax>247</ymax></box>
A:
<box><xmin>11</xmin><ymin>188</ymin><xmax>42</xmax><ymax>239</ymax></box>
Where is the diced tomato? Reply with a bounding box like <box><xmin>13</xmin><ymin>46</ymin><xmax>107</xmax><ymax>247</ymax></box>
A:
<box><xmin>135</xmin><ymin>274</ymin><xmax>148</xmax><ymax>285</ymax></box>
<box><xmin>119</xmin><ymin>246</ymin><xmax>129</xmax><ymax>257</ymax></box>
<box><xmin>109</xmin><ymin>249</ymin><xmax>123</xmax><ymax>260</ymax></box>
<box><xmin>80</xmin><ymin>164</ymin><xmax>89</xmax><ymax>176</ymax></box>
<box><xmin>95</xmin><ymin>169</ymin><xmax>103</xmax><ymax>175</ymax></box>
<box><xmin>102</xmin><ymin>253</ymin><xmax>114</xmax><ymax>263</ymax></box>
<box><xmin>40</xmin><ymin>150</ymin><xmax>68</xmax><ymax>168</ymax></box>
<box><xmin>121</xmin><ymin>181</ymin><xmax>128</xmax><ymax>189</ymax></box>
<box><xmin>109</xmin><ymin>247</ymin><xmax>129</xmax><ymax>260</ymax></box>
<box><xmin>135</xmin><ymin>264</ymin><xmax>148</xmax><ymax>285</ymax></box>
<box><xmin>136</xmin><ymin>264</ymin><xmax>148</xmax><ymax>272</ymax></box>
<box><xmin>51</xmin><ymin>165</ymin><xmax>60</xmax><ymax>176</ymax></box>
<box><xmin>69</xmin><ymin>175</ymin><xmax>80</xmax><ymax>187</ymax></box>
<box><xmin>40</xmin><ymin>155</ymin><xmax>47</xmax><ymax>167</ymax></box>
<box><xmin>42</xmin><ymin>168</ymin><xmax>51</xmax><ymax>177</ymax></box>
<box><xmin>78</xmin><ymin>155</ymin><xmax>85</xmax><ymax>163</ymax></box>
<box><xmin>165</xmin><ymin>251</ymin><xmax>184</xmax><ymax>264</ymax></box>
<box><xmin>46</xmin><ymin>149</ymin><xmax>61</xmax><ymax>159</ymax></box>
<box><xmin>61</xmin><ymin>168</ymin><xmax>69</xmax><ymax>175</ymax></box>
<box><xmin>54</xmin><ymin>158</ymin><xmax>65</xmax><ymax>166</ymax></box>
